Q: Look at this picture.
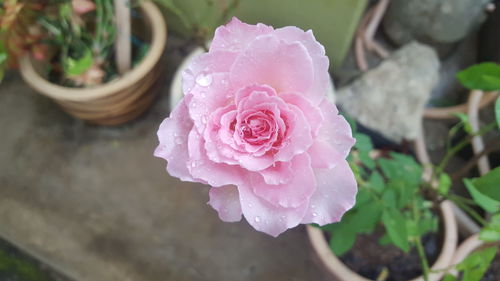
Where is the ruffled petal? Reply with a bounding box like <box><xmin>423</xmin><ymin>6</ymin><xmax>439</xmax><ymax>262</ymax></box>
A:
<box><xmin>154</xmin><ymin>98</ymin><xmax>195</xmax><ymax>182</ymax></box>
<box><xmin>238</xmin><ymin>182</ymin><xmax>309</xmax><ymax>237</ymax></box>
<box><xmin>301</xmin><ymin>160</ymin><xmax>357</xmax><ymax>225</ymax></box>
<box><xmin>317</xmin><ymin>99</ymin><xmax>355</xmax><ymax>159</ymax></box>
<box><xmin>229</xmin><ymin>34</ymin><xmax>314</xmax><ymax>95</ymax></box>
<box><xmin>280</xmin><ymin>92</ymin><xmax>323</xmax><ymax>138</ymax></box>
<box><xmin>273</xmin><ymin>26</ymin><xmax>330</xmax><ymax>105</ymax></box>
<box><xmin>208</xmin><ymin>186</ymin><xmax>242</xmax><ymax>222</ymax></box>
<box><xmin>210</xmin><ymin>17</ymin><xmax>273</xmax><ymax>53</ymax></box>
<box><xmin>252</xmin><ymin>153</ymin><xmax>316</xmax><ymax>208</ymax></box>
<box><xmin>188</xmin><ymin>130</ymin><xmax>247</xmax><ymax>187</ymax></box>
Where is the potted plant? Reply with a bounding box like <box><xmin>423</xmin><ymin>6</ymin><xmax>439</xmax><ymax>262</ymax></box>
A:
<box><xmin>2</xmin><ymin>0</ymin><xmax>167</xmax><ymax>125</ymax></box>
<box><xmin>307</xmin><ymin>61</ymin><xmax>500</xmax><ymax>281</ymax></box>
<box><xmin>307</xmin><ymin>128</ymin><xmax>458</xmax><ymax>281</ymax></box>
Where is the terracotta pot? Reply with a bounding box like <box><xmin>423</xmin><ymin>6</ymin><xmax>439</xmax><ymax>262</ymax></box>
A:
<box><xmin>307</xmin><ymin>200</ymin><xmax>458</xmax><ymax>281</ymax></box>
<box><xmin>19</xmin><ymin>2</ymin><xmax>167</xmax><ymax>125</ymax></box>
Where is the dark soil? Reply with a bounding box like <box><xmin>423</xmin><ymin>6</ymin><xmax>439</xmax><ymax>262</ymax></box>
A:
<box><xmin>338</xmin><ymin>230</ymin><xmax>441</xmax><ymax>281</ymax></box>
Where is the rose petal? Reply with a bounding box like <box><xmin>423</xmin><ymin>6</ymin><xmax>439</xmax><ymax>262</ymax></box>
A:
<box><xmin>211</xmin><ymin>17</ymin><xmax>274</xmax><ymax>53</ymax></box>
<box><xmin>182</xmin><ymin>51</ymin><xmax>237</xmax><ymax>94</ymax></box>
<box><xmin>308</xmin><ymin>140</ymin><xmax>344</xmax><ymax>169</ymax></box>
<box><xmin>230</xmin><ymin>34</ymin><xmax>314</xmax><ymax>95</ymax></box>
<box><xmin>154</xmin><ymin>98</ymin><xmax>194</xmax><ymax>182</ymax></box>
<box><xmin>273</xmin><ymin>104</ymin><xmax>314</xmax><ymax>162</ymax></box>
<box><xmin>318</xmin><ymin>99</ymin><xmax>356</xmax><ymax>159</ymax></box>
<box><xmin>208</xmin><ymin>186</ymin><xmax>243</xmax><ymax>222</ymax></box>
<box><xmin>238</xmin><ymin>182</ymin><xmax>309</xmax><ymax>237</ymax></box>
<box><xmin>274</xmin><ymin>26</ymin><xmax>330</xmax><ymax>105</ymax></box>
<box><xmin>257</xmin><ymin>161</ymin><xmax>293</xmax><ymax>185</ymax></box>
<box><xmin>280</xmin><ymin>93</ymin><xmax>323</xmax><ymax>138</ymax></box>
<box><xmin>301</xmin><ymin>159</ymin><xmax>357</xmax><ymax>225</ymax></box>
<box><xmin>187</xmin><ymin>73</ymin><xmax>231</xmax><ymax>134</ymax></box>
<box><xmin>252</xmin><ymin>153</ymin><xmax>316</xmax><ymax>208</ymax></box>
<box><xmin>188</xmin><ymin>129</ymin><xmax>247</xmax><ymax>187</ymax></box>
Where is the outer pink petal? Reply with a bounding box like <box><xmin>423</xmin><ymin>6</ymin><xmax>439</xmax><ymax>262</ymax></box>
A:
<box><xmin>182</xmin><ymin>51</ymin><xmax>237</xmax><ymax>94</ymax></box>
<box><xmin>208</xmin><ymin>186</ymin><xmax>242</xmax><ymax>222</ymax></box>
<box><xmin>308</xmin><ymin>140</ymin><xmax>344</xmax><ymax>169</ymax></box>
<box><xmin>187</xmin><ymin>73</ymin><xmax>231</xmax><ymax>134</ymax></box>
<box><xmin>210</xmin><ymin>17</ymin><xmax>274</xmax><ymax>53</ymax></box>
<box><xmin>252</xmin><ymin>153</ymin><xmax>316</xmax><ymax>208</ymax></box>
<box><xmin>257</xmin><ymin>161</ymin><xmax>293</xmax><ymax>185</ymax></box>
<box><xmin>238</xmin><ymin>182</ymin><xmax>309</xmax><ymax>237</ymax></box>
<box><xmin>301</xmin><ymin>159</ymin><xmax>357</xmax><ymax>225</ymax></box>
<box><xmin>280</xmin><ymin>92</ymin><xmax>323</xmax><ymax>138</ymax></box>
<box><xmin>274</xmin><ymin>104</ymin><xmax>314</xmax><ymax>162</ymax></box>
<box><xmin>188</xmin><ymin>130</ymin><xmax>247</xmax><ymax>187</ymax></box>
<box><xmin>229</xmin><ymin>34</ymin><xmax>314</xmax><ymax>95</ymax></box>
<box><xmin>154</xmin><ymin>98</ymin><xmax>194</xmax><ymax>182</ymax></box>
<box><xmin>273</xmin><ymin>26</ymin><xmax>330</xmax><ymax>105</ymax></box>
<box><xmin>318</xmin><ymin>99</ymin><xmax>356</xmax><ymax>159</ymax></box>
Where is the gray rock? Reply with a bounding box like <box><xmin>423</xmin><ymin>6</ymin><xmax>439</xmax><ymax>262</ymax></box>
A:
<box><xmin>336</xmin><ymin>42</ymin><xmax>440</xmax><ymax>142</ymax></box>
<box><xmin>383</xmin><ymin>0</ymin><xmax>489</xmax><ymax>52</ymax></box>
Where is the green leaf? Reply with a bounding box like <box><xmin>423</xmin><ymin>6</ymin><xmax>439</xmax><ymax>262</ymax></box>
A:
<box><xmin>326</xmin><ymin>221</ymin><xmax>357</xmax><ymax>256</ymax></box>
<box><xmin>367</xmin><ymin>171</ymin><xmax>384</xmax><ymax>193</ymax></box>
<box><xmin>438</xmin><ymin>173</ymin><xmax>452</xmax><ymax>196</ymax></box>
<box><xmin>359</xmin><ymin>150</ymin><xmax>375</xmax><ymax>169</ymax></box>
<box><xmin>351</xmin><ymin>202</ymin><xmax>383</xmax><ymax>234</ymax></box>
<box><xmin>354</xmin><ymin>133</ymin><xmax>373</xmax><ymax>152</ymax></box>
<box><xmin>355</xmin><ymin>188</ymin><xmax>372</xmax><ymax>206</ymax></box>
<box><xmin>464</xmin><ymin>179</ymin><xmax>500</xmax><ymax>213</ymax></box>
<box><xmin>378</xmin><ymin>153</ymin><xmax>422</xmax><ymax>187</ymax></box>
<box><xmin>496</xmin><ymin>97</ymin><xmax>500</xmax><ymax>129</ymax></box>
<box><xmin>382</xmin><ymin>208</ymin><xmax>409</xmax><ymax>252</ymax></box>
<box><xmin>442</xmin><ymin>274</ymin><xmax>457</xmax><ymax>281</ymax></box>
<box><xmin>456</xmin><ymin>246</ymin><xmax>497</xmax><ymax>281</ymax></box>
<box><xmin>457</xmin><ymin>62</ymin><xmax>500</xmax><ymax>91</ymax></box>
<box><xmin>451</xmin><ymin>112</ymin><xmax>473</xmax><ymax>134</ymax></box>
<box><xmin>480</xmin><ymin>213</ymin><xmax>500</xmax><ymax>242</ymax></box>
<box><xmin>381</xmin><ymin>189</ymin><xmax>397</xmax><ymax>208</ymax></box>
<box><xmin>378</xmin><ymin>233</ymin><xmax>392</xmax><ymax>246</ymax></box>
<box><xmin>64</xmin><ymin>48</ymin><xmax>93</xmax><ymax>76</ymax></box>
<box><xmin>472</xmin><ymin>167</ymin><xmax>500</xmax><ymax>202</ymax></box>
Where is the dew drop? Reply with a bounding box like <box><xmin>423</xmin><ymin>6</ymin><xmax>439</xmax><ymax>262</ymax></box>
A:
<box><xmin>175</xmin><ymin>137</ymin><xmax>183</xmax><ymax>145</ymax></box>
<box><xmin>200</xmin><ymin>92</ymin><xmax>207</xmax><ymax>98</ymax></box>
<box><xmin>191</xmin><ymin>162</ymin><xmax>197</xmax><ymax>168</ymax></box>
<box><xmin>195</xmin><ymin>72</ymin><xmax>213</xmax><ymax>87</ymax></box>
<box><xmin>248</xmin><ymin>203</ymin><xmax>253</xmax><ymax>208</ymax></box>
<box><xmin>201</xmin><ymin>116</ymin><xmax>207</xmax><ymax>124</ymax></box>
<box><xmin>254</xmin><ymin>216</ymin><xmax>261</xmax><ymax>223</ymax></box>
<box><xmin>311</xmin><ymin>204</ymin><xmax>316</xmax><ymax>209</ymax></box>
<box><xmin>312</xmin><ymin>212</ymin><xmax>318</xmax><ymax>217</ymax></box>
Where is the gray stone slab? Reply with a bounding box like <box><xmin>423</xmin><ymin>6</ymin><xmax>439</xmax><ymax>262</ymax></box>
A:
<box><xmin>0</xmin><ymin>70</ymin><xmax>330</xmax><ymax>280</ymax></box>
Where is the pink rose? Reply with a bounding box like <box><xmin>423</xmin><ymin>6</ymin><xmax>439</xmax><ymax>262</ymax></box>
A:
<box><xmin>155</xmin><ymin>18</ymin><xmax>357</xmax><ymax>237</ymax></box>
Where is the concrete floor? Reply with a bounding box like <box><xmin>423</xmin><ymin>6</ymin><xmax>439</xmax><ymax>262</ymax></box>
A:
<box><xmin>0</xmin><ymin>42</ymin><xmax>331</xmax><ymax>281</ymax></box>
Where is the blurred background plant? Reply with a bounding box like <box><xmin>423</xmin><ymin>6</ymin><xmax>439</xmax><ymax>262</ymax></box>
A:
<box><xmin>320</xmin><ymin>62</ymin><xmax>500</xmax><ymax>281</ymax></box>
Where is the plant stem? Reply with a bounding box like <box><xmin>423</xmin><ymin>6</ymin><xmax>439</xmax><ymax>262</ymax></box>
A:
<box><xmin>435</xmin><ymin>122</ymin><xmax>497</xmax><ymax>176</ymax></box>
<box><xmin>415</xmin><ymin>237</ymin><xmax>430</xmax><ymax>281</ymax></box>
<box><xmin>449</xmin><ymin>196</ymin><xmax>488</xmax><ymax>226</ymax></box>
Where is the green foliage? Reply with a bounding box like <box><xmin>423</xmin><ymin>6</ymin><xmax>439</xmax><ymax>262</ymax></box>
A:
<box><xmin>464</xmin><ymin>167</ymin><xmax>500</xmax><ymax>214</ymax></box>
<box><xmin>438</xmin><ymin>173</ymin><xmax>451</xmax><ymax>196</ymax></box>
<box><xmin>322</xmin><ymin>132</ymin><xmax>436</xmax><ymax>256</ymax></box>
<box><xmin>457</xmin><ymin>62</ymin><xmax>500</xmax><ymax>91</ymax></box>
<box><xmin>64</xmin><ymin>48</ymin><xmax>93</xmax><ymax>76</ymax></box>
<box><xmin>382</xmin><ymin>207</ymin><xmax>409</xmax><ymax>252</ymax></box>
<box><xmin>480</xmin><ymin>213</ymin><xmax>500</xmax><ymax>242</ymax></box>
<box><xmin>456</xmin><ymin>246</ymin><xmax>497</xmax><ymax>281</ymax></box>
<box><xmin>464</xmin><ymin>179</ymin><xmax>499</xmax><ymax>213</ymax></box>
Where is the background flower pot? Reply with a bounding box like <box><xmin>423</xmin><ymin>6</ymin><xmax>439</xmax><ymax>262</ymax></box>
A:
<box><xmin>19</xmin><ymin>2</ymin><xmax>167</xmax><ymax>126</ymax></box>
<box><xmin>307</xmin><ymin>200</ymin><xmax>458</xmax><ymax>281</ymax></box>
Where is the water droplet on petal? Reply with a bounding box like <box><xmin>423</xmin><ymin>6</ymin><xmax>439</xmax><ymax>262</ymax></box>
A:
<box><xmin>254</xmin><ymin>216</ymin><xmax>261</xmax><ymax>223</ymax></box>
<box><xmin>195</xmin><ymin>72</ymin><xmax>213</xmax><ymax>87</ymax></box>
<box><xmin>175</xmin><ymin>137</ymin><xmax>183</xmax><ymax>145</ymax></box>
<box><xmin>248</xmin><ymin>203</ymin><xmax>253</xmax><ymax>208</ymax></box>
<box><xmin>312</xmin><ymin>212</ymin><xmax>318</xmax><ymax>217</ymax></box>
<box><xmin>201</xmin><ymin>116</ymin><xmax>207</xmax><ymax>124</ymax></box>
<box><xmin>191</xmin><ymin>162</ymin><xmax>197</xmax><ymax>168</ymax></box>
<box><xmin>311</xmin><ymin>204</ymin><xmax>316</xmax><ymax>209</ymax></box>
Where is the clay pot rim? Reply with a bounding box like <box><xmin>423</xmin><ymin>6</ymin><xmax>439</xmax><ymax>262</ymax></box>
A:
<box><xmin>307</xmin><ymin>200</ymin><xmax>458</xmax><ymax>281</ymax></box>
<box><xmin>19</xmin><ymin>1</ymin><xmax>166</xmax><ymax>102</ymax></box>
